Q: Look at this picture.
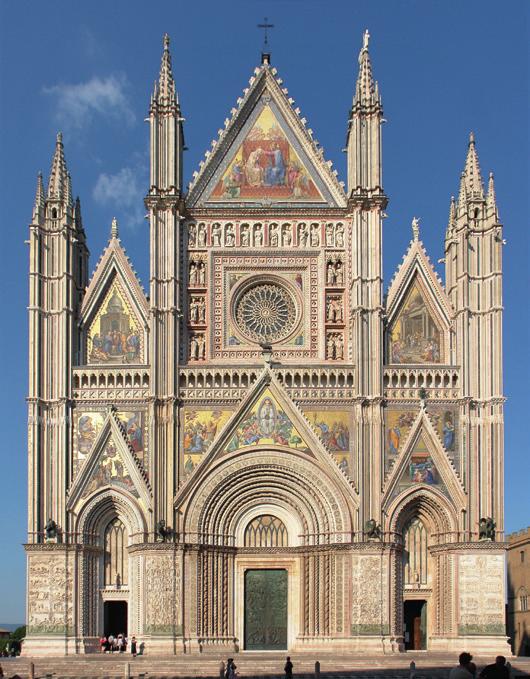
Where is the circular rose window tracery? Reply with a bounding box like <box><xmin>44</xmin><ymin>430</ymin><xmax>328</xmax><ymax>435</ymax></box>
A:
<box><xmin>234</xmin><ymin>282</ymin><xmax>297</xmax><ymax>343</ymax></box>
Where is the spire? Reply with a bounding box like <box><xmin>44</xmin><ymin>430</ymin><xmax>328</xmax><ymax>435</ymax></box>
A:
<box><xmin>457</xmin><ymin>171</ymin><xmax>468</xmax><ymax>216</ymax></box>
<box><xmin>463</xmin><ymin>131</ymin><xmax>484</xmax><ymax>200</ymax></box>
<box><xmin>33</xmin><ymin>172</ymin><xmax>45</xmax><ymax>221</ymax></box>
<box><xmin>353</xmin><ymin>29</ymin><xmax>379</xmax><ymax>108</ymax></box>
<box><xmin>47</xmin><ymin>132</ymin><xmax>70</xmax><ymax>203</ymax></box>
<box><xmin>156</xmin><ymin>33</ymin><xmax>177</xmax><ymax>105</ymax></box>
<box><xmin>110</xmin><ymin>216</ymin><xmax>119</xmax><ymax>239</ymax></box>
<box><xmin>487</xmin><ymin>172</ymin><xmax>498</xmax><ymax>218</ymax></box>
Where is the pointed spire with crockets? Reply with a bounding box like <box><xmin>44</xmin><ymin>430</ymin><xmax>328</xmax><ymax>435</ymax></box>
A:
<box><xmin>33</xmin><ymin>172</ymin><xmax>45</xmax><ymax>222</ymax></box>
<box><xmin>446</xmin><ymin>195</ymin><xmax>456</xmax><ymax>238</ymax></box>
<box><xmin>486</xmin><ymin>171</ymin><xmax>498</xmax><ymax>219</ymax></box>
<box><xmin>47</xmin><ymin>132</ymin><xmax>71</xmax><ymax>204</ymax></box>
<box><xmin>154</xmin><ymin>33</ymin><xmax>178</xmax><ymax>107</ymax></box>
<box><xmin>353</xmin><ymin>29</ymin><xmax>380</xmax><ymax>109</ymax></box>
<box><xmin>463</xmin><ymin>132</ymin><xmax>484</xmax><ymax>200</ymax></box>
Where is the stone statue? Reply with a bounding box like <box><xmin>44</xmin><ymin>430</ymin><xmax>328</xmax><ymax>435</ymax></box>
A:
<box><xmin>326</xmin><ymin>223</ymin><xmax>334</xmax><ymax>246</ymax></box>
<box><xmin>198</xmin><ymin>261</ymin><xmax>206</xmax><ymax>286</ymax></box>
<box><xmin>335</xmin><ymin>259</ymin><xmax>344</xmax><ymax>285</ymax></box>
<box><xmin>336</xmin><ymin>223</ymin><xmax>345</xmax><ymax>248</ymax></box>
<box><xmin>189</xmin><ymin>261</ymin><xmax>198</xmax><ymax>286</ymax></box>
<box><xmin>254</xmin><ymin>224</ymin><xmax>263</xmax><ymax>247</ymax></box>
<box><xmin>212</xmin><ymin>224</ymin><xmax>221</xmax><ymax>247</ymax></box>
<box><xmin>155</xmin><ymin>519</ymin><xmax>172</xmax><ymax>542</ymax></box>
<box><xmin>310</xmin><ymin>223</ymin><xmax>320</xmax><ymax>246</ymax></box>
<box><xmin>240</xmin><ymin>224</ymin><xmax>250</xmax><ymax>246</ymax></box>
<box><xmin>225</xmin><ymin>224</ymin><xmax>235</xmax><ymax>247</ymax></box>
<box><xmin>479</xmin><ymin>517</ymin><xmax>496</xmax><ymax>540</ymax></box>
<box><xmin>188</xmin><ymin>223</ymin><xmax>197</xmax><ymax>247</ymax></box>
<box><xmin>282</xmin><ymin>224</ymin><xmax>292</xmax><ymax>247</ymax></box>
<box><xmin>269</xmin><ymin>224</ymin><xmax>279</xmax><ymax>247</ymax></box>
<box><xmin>298</xmin><ymin>223</ymin><xmax>308</xmax><ymax>246</ymax></box>
<box><xmin>365</xmin><ymin>519</ymin><xmax>382</xmax><ymax>540</ymax></box>
<box><xmin>327</xmin><ymin>261</ymin><xmax>336</xmax><ymax>286</ymax></box>
<box><xmin>197</xmin><ymin>223</ymin><xmax>207</xmax><ymax>247</ymax></box>
<box><xmin>45</xmin><ymin>518</ymin><xmax>58</xmax><ymax>540</ymax></box>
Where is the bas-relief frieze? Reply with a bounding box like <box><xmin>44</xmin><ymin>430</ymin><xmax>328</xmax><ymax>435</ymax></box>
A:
<box><xmin>458</xmin><ymin>554</ymin><xmax>505</xmax><ymax>635</ymax></box>
<box><xmin>350</xmin><ymin>554</ymin><xmax>389</xmax><ymax>635</ymax></box>
<box><xmin>144</xmin><ymin>553</ymin><xmax>181</xmax><ymax>636</ymax></box>
<box><xmin>27</xmin><ymin>555</ymin><xmax>74</xmax><ymax>635</ymax></box>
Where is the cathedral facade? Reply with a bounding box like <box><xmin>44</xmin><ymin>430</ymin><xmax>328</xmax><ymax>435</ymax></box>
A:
<box><xmin>25</xmin><ymin>34</ymin><xmax>509</xmax><ymax>655</ymax></box>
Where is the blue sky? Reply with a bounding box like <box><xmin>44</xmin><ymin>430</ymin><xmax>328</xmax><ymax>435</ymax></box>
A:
<box><xmin>0</xmin><ymin>1</ymin><xmax>528</xmax><ymax>622</ymax></box>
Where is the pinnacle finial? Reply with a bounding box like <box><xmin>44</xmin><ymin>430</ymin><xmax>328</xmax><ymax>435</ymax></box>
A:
<box><xmin>353</xmin><ymin>28</ymin><xmax>378</xmax><ymax>107</ymax></box>
<box><xmin>47</xmin><ymin>131</ymin><xmax>70</xmax><ymax>203</ymax></box>
<box><xmin>463</xmin><ymin>131</ymin><xmax>484</xmax><ymax>200</ymax></box>
<box><xmin>487</xmin><ymin>171</ymin><xmax>497</xmax><ymax>215</ymax></box>
<box><xmin>363</xmin><ymin>29</ymin><xmax>370</xmax><ymax>51</ymax></box>
<box><xmin>111</xmin><ymin>216</ymin><xmax>119</xmax><ymax>239</ymax></box>
<box><xmin>155</xmin><ymin>33</ymin><xmax>176</xmax><ymax>103</ymax></box>
<box><xmin>412</xmin><ymin>216</ymin><xmax>420</xmax><ymax>241</ymax></box>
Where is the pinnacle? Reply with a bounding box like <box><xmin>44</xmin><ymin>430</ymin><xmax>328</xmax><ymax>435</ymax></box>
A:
<box><xmin>463</xmin><ymin>131</ymin><xmax>484</xmax><ymax>200</ymax></box>
<box><xmin>156</xmin><ymin>32</ymin><xmax>177</xmax><ymax>104</ymax></box>
<box><xmin>353</xmin><ymin>28</ymin><xmax>379</xmax><ymax>108</ymax></box>
<box><xmin>47</xmin><ymin>131</ymin><xmax>70</xmax><ymax>204</ymax></box>
<box><xmin>110</xmin><ymin>216</ymin><xmax>119</xmax><ymax>239</ymax></box>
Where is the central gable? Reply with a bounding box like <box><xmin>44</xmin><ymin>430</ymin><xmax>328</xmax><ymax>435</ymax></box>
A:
<box><xmin>187</xmin><ymin>66</ymin><xmax>346</xmax><ymax>208</ymax></box>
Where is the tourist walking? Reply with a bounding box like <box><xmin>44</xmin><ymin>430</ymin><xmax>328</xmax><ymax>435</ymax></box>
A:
<box><xmin>284</xmin><ymin>656</ymin><xmax>293</xmax><ymax>679</ymax></box>
<box><xmin>225</xmin><ymin>658</ymin><xmax>237</xmax><ymax>679</ymax></box>
<box><xmin>449</xmin><ymin>653</ymin><xmax>475</xmax><ymax>679</ymax></box>
<box><xmin>130</xmin><ymin>636</ymin><xmax>137</xmax><ymax>657</ymax></box>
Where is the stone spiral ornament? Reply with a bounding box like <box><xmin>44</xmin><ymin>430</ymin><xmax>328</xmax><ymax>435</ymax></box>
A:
<box><xmin>235</xmin><ymin>283</ymin><xmax>297</xmax><ymax>343</ymax></box>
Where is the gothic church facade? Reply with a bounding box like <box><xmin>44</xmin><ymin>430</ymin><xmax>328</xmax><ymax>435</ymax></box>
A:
<box><xmin>25</xmin><ymin>34</ymin><xmax>509</xmax><ymax>655</ymax></box>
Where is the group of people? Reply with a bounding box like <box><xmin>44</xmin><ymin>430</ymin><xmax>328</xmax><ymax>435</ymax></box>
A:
<box><xmin>99</xmin><ymin>633</ymin><xmax>139</xmax><ymax>656</ymax></box>
<box><xmin>223</xmin><ymin>656</ymin><xmax>293</xmax><ymax>679</ymax></box>
<box><xmin>450</xmin><ymin>653</ymin><xmax>511</xmax><ymax>679</ymax></box>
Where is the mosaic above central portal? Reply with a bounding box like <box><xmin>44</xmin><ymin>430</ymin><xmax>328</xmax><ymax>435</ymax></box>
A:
<box><xmin>209</xmin><ymin>105</ymin><xmax>324</xmax><ymax>202</ymax></box>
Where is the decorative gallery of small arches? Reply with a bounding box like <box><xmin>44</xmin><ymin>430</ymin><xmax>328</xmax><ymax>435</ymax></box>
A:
<box><xmin>74</xmin><ymin>369</ymin><xmax>149</xmax><ymax>390</ymax></box>
<box><xmin>178</xmin><ymin>367</ymin><xmax>355</xmax><ymax>390</ymax></box>
<box><xmin>181</xmin><ymin>451</ymin><xmax>354</xmax><ymax>547</ymax></box>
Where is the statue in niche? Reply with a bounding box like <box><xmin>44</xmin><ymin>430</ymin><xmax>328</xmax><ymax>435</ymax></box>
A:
<box><xmin>188</xmin><ymin>223</ymin><xmax>197</xmax><ymax>247</ymax></box>
<box><xmin>197</xmin><ymin>223</ymin><xmax>207</xmax><ymax>247</ymax></box>
<box><xmin>325</xmin><ymin>223</ymin><xmax>334</xmax><ymax>246</ymax></box>
<box><xmin>326</xmin><ymin>260</ymin><xmax>336</xmax><ymax>285</ymax></box>
<box><xmin>335</xmin><ymin>259</ymin><xmax>344</xmax><ymax>285</ymax></box>
<box><xmin>335</xmin><ymin>333</ymin><xmax>344</xmax><ymax>359</ymax></box>
<box><xmin>198</xmin><ymin>261</ymin><xmax>206</xmax><ymax>286</ymax></box>
<box><xmin>298</xmin><ymin>223</ymin><xmax>309</xmax><ymax>246</ymax></box>
<box><xmin>212</xmin><ymin>224</ymin><xmax>221</xmax><ymax>246</ymax></box>
<box><xmin>225</xmin><ymin>224</ymin><xmax>235</xmax><ymax>247</ymax></box>
<box><xmin>190</xmin><ymin>298</ymin><xmax>200</xmax><ymax>323</ymax></box>
<box><xmin>269</xmin><ymin>224</ymin><xmax>279</xmax><ymax>247</ymax></box>
<box><xmin>198</xmin><ymin>298</ymin><xmax>206</xmax><ymax>323</ymax></box>
<box><xmin>240</xmin><ymin>224</ymin><xmax>250</xmax><ymax>246</ymax></box>
<box><xmin>197</xmin><ymin>334</ymin><xmax>206</xmax><ymax>359</ymax></box>
<box><xmin>189</xmin><ymin>335</ymin><xmax>199</xmax><ymax>360</ymax></box>
<box><xmin>336</xmin><ymin>223</ymin><xmax>345</xmax><ymax>248</ymax></box>
<box><xmin>326</xmin><ymin>334</ymin><xmax>335</xmax><ymax>359</ymax></box>
<box><xmin>254</xmin><ymin>224</ymin><xmax>263</xmax><ymax>247</ymax></box>
<box><xmin>189</xmin><ymin>261</ymin><xmax>198</xmax><ymax>286</ymax></box>
<box><xmin>327</xmin><ymin>298</ymin><xmax>343</xmax><ymax>323</ymax></box>
<box><xmin>310</xmin><ymin>223</ymin><xmax>320</xmax><ymax>246</ymax></box>
<box><xmin>282</xmin><ymin>224</ymin><xmax>292</xmax><ymax>246</ymax></box>
<box><xmin>479</xmin><ymin>517</ymin><xmax>496</xmax><ymax>540</ymax></box>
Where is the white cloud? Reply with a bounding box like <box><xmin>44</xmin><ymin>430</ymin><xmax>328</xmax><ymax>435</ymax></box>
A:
<box><xmin>43</xmin><ymin>75</ymin><xmax>135</xmax><ymax>130</ymax></box>
<box><xmin>93</xmin><ymin>166</ymin><xmax>145</xmax><ymax>230</ymax></box>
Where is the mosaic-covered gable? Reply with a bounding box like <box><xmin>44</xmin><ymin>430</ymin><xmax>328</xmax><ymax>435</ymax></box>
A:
<box><xmin>389</xmin><ymin>433</ymin><xmax>448</xmax><ymax>502</ymax></box>
<box><xmin>384</xmin><ymin>406</ymin><xmax>459</xmax><ymax>475</ymax></box>
<box><xmin>87</xmin><ymin>281</ymin><xmax>143</xmax><ymax>364</ymax></box>
<box><xmin>208</xmin><ymin>104</ymin><xmax>325</xmax><ymax>204</ymax></box>
<box><xmin>388</xmin><ymin>281</ymin><xmax>442</xmax><ymax>364</ymax></box>
<box><xmin>182</xmin><ymin>409</ymin><xmax>233</xmax><ymax>479</ymax></box>
<box><xmin>74</xmin><ymin>410</ymin><xmax>147</xmax><ymax>477</ymax></box>
<box><xmin>80</xmin><ymin>436</ymin><xmax>139</xmax><ymax>500</ymax></box>
<box><xmin>224</xmin><ymin>390</ymin><xmax>309</xmax><ymax>454</ymax></box>
<box><xmin>303</xmin><ymin>410</ymin><xmax>352</xmax><ymax>478</ymax></box>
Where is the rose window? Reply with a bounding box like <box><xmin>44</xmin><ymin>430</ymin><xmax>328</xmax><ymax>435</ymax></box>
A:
<box><xmin>235</xmin><ymin>282</ymin><xmax>297</xmax><ymax>343</ymax></box>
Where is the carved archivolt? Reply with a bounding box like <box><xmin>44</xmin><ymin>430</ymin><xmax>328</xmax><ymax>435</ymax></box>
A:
<box><xmin>181</xmin><ymin>449</ymin><xmax>353</xmax><ymax>545</ymax></box>
<box><xmin>75</xmin><ymin>487</ymin><xmax>147</xmax><ymax>540</ymax></box>
<box><xmin>386</xmin><ymin>484</ymin><xmax>457</xmax><ymax>538</ymax></box>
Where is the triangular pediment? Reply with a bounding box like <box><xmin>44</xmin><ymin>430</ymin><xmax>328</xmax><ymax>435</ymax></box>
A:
<box><xmin>67</xmin><ymin>409</ymin><xmax>151</xmax><ymax>511</ymax></box>
<box><xmin>80</xmin><ymin>235</ymin><xmax>148</xmax><ymax>365</ymax></box>
<box><xmin>383</xmin><ymin>408</ymin><xmax>464</xmax><ymax>509</ymax></box>
<box><xmin>187</xmin><ymin>66</ymin><xmax>346</xmax><ymax>208</ymax></box>
<box><xmin>175</xmin><ymin>369</ymin><xmax>358</xmax><ymax>508</ymax></box>
<box><xmin>386</xmin><ymin>237</ymin><xmax>453</xmax><ymax>364</ymax></box>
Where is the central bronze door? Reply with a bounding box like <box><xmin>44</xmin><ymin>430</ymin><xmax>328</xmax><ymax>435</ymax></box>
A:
<box><xmin>244</xmin><ymin>569</ymin><xmax>288</xmax><ymax>650</ymax></box>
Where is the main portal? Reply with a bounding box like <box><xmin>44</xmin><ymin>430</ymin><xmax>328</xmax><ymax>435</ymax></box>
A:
<box><xmin>244</xmin><ymin>569</ymin><xmax>288</xmax><ymax>650</ymax></box>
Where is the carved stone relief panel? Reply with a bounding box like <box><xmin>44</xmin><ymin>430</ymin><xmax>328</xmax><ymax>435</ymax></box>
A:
<box><xmin>144</xmin><ymin>551</ymin><xmax>182</xmax><ymax>635</ymax></box>
<box><xmin>27</xmin><ymin>552</ymin><xmax>75</xmax><ymax>636</ymax></box>
<box><xmin>458</xmin><ymin>553</ymin><xmax>505</xmax><ymax>635</ymax></box>
<box><xmin>351</xmin><ymin>553</ymin><xmax>389</xmax><ymax>635</ymax></box>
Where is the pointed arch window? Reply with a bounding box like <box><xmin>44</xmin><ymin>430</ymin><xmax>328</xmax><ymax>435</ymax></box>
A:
<box><xmin>244</xmin><ymin>515</ymin><xmax>288</xmax><ymax>547</ymax></box>
<box><xmin>519</xmin><ymin>588</ymin><xmax>529</xmax><ymax>613</ymax></box>
<box><xmin>104</xmin><ymin>517</ymin><xmax>128</xmax><ymax>586</ymax></box>
<box><xmin>403</xmin><ymin>517</ymin><xmax>429</xmax><ymax>586</ymax></box>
